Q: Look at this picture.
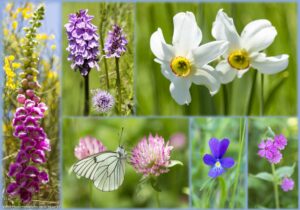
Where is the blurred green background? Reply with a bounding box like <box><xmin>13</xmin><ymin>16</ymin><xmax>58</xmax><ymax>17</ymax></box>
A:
<box><xmin>62</xmin><ymin>117</ymin><xmax>189</xmax><ymax>208</ymax></box>
<box><xmin>62</xmin><ymin>2</ymin><xmax>134</xmax><ymax>116</ymax></box>
<box><xmin>248</xmin><ymin>117</ymin><xmax>298</xmax><ymax>208</ymax></box>
<box><xmin>136</xmin><ymin>3</ymin><xmax>297</xmax><ymax>116</ymax></box>
<box><xmin>191</xmin><ymin>118</ymin><xmax>246</xmax><ymax>208</ymax></box>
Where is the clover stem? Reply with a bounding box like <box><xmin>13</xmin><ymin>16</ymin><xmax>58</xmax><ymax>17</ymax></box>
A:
<box><xmin>260</xmin><ymin>73</ymin><xmax>264</xmax><ymax>115</ymax></box>
<box><xmin>246</xmin><ymin>71</ymin><xmax>257</xmax><ymax>115</ymax></box>
<box><xmin>222</xmin><ymin>85</ymin><xmax>228</xmax><ymax>115</ymax></box>
<box><xmin>115</xmin><ymin>57</ymin><xmax>122</xmax><ymax>114</ymax></box>
<box><xmin>83</xmin><ymin>74</ymin><xmax>89</xmax><ymax>116</ymax></box>
<box><xmin>271</xmin><ymin>164</ymin><xmax>280</xmax><ymax>209</ymax></box>
<box><xmin>155</xmin><ymin>191</ymin><xmax>160</xmax><ymax>207</ymax></box>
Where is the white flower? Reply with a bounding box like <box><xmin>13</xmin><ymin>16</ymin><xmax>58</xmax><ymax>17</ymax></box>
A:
<box><xmin>150</xmin><ymin>12</ymin><xmax>228</xmax><ymax>105</ymax></box>
<box><xmin>213</xmin><ymin>9</ymin><xmax>289</xmax><ymax>84</ymax></box>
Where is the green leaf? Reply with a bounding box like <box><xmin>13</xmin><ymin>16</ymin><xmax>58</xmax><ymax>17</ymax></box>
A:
<box><xmin>253</xmin><ymin>172</ymin><xmax>274</xmax><ymax>182</ymax></box>
<box><xmin>275</xmin><ymin>163</ymin><xmax>296</xmax><ymax>178</ymax></box>
<box><xmin>168</xmin><ymin>160</ymin><xmax>183</xmax><ymax>168</ymax></box>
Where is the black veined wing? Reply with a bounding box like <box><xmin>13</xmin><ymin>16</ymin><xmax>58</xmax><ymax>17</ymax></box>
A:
<box><xmin>72</xmin><ymin>146</ymin><xmax>127</xmax><ymax>192</ymax></box>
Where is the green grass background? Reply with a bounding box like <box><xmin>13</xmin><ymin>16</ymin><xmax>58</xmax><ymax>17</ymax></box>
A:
<box><xmin>191</xmin><ymin>118</ymin><xmax>246</xmax><ymax>208</ymax></box>
<box><xmin>136</xmin><ymin>2</ymin><xmax>297</xmax><ymax>116</ymax></box>
<box><xmin>62</xmin><ymin>2</ymin><xmax>134</xmax><ymax>116</ymax></box>
<box><xmin>248</xmin><ymin>117</ymin><xmax>298</xmax><ymax>208</ymax></box>
<box><xmin>62</xmin><ymin>117</ymin><xmax>189</xmax><ymax>208</ymax></box>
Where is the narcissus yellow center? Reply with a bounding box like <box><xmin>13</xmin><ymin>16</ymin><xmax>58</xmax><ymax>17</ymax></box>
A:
<box><xmin>228</xmin><ymin>49</ymin><xmax>250</xmax><ymax>70</ymax></box>
<box><xmin>215</xmin><ymin>161</ymin><xmax>221</xmax><ymax>168</ymax></box>
<box><xmin>170</xmin><ymin>56</ymin><xmax>191</xmax><ymax>77</ymax></box>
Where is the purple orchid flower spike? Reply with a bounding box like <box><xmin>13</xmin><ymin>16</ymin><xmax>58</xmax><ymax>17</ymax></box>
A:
<box><xmin>203</xmin><ymin>138</ymin><xmax>235</xmax><ymax>178</ymax></box>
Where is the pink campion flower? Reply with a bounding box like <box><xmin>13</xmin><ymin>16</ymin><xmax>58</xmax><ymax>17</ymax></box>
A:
<box><xmin>274</xmin><ymin>134</ymin><xmax>287</xmax><ymax>150</ymax></box>
<box><xmin>281</xmin><ymin>177</ymin><xmax>294</xmax><ymax>192</ymax></box>
<box><xmin>74</xmin><ymin>136</ymin><xmax>106</xmax><ymax>160</ymax></box>
<box><xmin>258</xmin><ymin>138</ymin><xmax>282</xmax><ymax>164</ymax></box>
<box><xmin>130</xmin><ymin>134</ymin><xmax>173</xmax><ymax>177</ymax></box>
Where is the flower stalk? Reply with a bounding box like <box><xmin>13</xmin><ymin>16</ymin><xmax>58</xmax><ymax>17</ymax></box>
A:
<box><xmin>84</xmin><ymin>75</ymin><xmax>89</xmax><ymax>116</ymax></box>
<box><xmin>271</xmin><ymin>164</ymin><xmax>280</xmax><ymax>209</ymax></box>
<box><xmin>260</xmin><ymin>74</ymin><xmax>264</xmax><ymax>116</ymax></box>
<box><xmin>115</xmin><ymin>57</ymin><xmax>122</xmax><ymax>113</ymax></box>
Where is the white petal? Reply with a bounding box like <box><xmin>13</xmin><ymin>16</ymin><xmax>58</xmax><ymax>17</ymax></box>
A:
<box><xmin>172</xmin><ymin>12</ymin><xmax>202</xmax><ymax>56</ymax></box>
<box><xmin>150</xmin><ymin>28</ymin><xmax>174</xmax><ymax>63</ymax></box>
<box><xmin>192</xmin><ymin>40</ymin><xmax>229</xmax><ymax>67</ymax></box>
<box><xmin>191</xmin><ymin>65</ymin><xmax>221</xmax><ymax>95</ymax></box>
<box><xmin>212</xmin><ymin>9</ymin><xmax>240</xmax><ymax>50</ymax></box>
<box><xmin>241</xmin><ymin>19</ymin><xmax>277</xmax><ymax>53</ymax></box>
<box><xmin>251</xmin><ymin>53</ymin><xmax>289</xmax><ymax>74</ymax></box>
<box><xmin>236</xmin><ymin>69</ymin><xmax>249</xmax><ymax>78</ymax></box>
<box><xmin>215</xmin><ymin>60</ymin><xmax>237</xmax><ymax>84</ymax></box>
<box><xmin>169</xmin><ymin>79</ymin><xmax>192</xmax><ymax>105</ymax></box>
<box><xmin>161</xmin><ymin>62</ymin><xmax>176</xmax><ymax>81</ymax></box>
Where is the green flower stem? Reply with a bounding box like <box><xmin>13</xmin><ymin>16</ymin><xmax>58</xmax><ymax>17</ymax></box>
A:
<box><xmin>83</xmin><ymin>74</ymin><xmax>89</xmax><ymax>116</ymax></box>
<box><xmin>222</xmin><ymin>85</ymin><xmax>228</xmax><ymax>115</ymax></box>
<box><xmin>271</xmin><ymin>164</ymin><xmax>280</xmax><ymax>209</ymax></box>
<box><xmin>218</xmin><ymin>177</ymin><xmax>227</xmax><ymax>208</ymax></box>
<box><xmin>115</xmin><ymin>57</ymin><xmax>122</xmax><ymax>113</ymax></box>
<box><xmin>229</xmin><ymin>119</ymin><xmax>246</xmax><ymax>208</ymax></box>
<box><xmin>246</xmin><ymin>71</ymin><xmax>257</xmax><ymax>115</ymax></box>
<box><xmin>89</xmin><ymin>182</ymin><xmax>93</xmax><ymax>207</ymax></box>
<box><xmin>155</xmin><ymin>191</ymin><xmax>160</xmax><ymax>207</ymax></box>
<box><xmin>260</xmin><ymin>73</ymin><xmax>264</xmax><ymax>116</ymax></box>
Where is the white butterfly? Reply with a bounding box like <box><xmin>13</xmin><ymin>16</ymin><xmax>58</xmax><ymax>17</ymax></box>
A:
<box><xmin>71</xmin><ymin>146</ymin><xmax>127</xmax><ymax>192</ymax></box>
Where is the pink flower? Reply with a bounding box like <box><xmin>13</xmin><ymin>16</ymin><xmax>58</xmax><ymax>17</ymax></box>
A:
<box><xmin>258</xmin><ymin>138</ymin><xmax>282</xmax><ymax>164</ymax></box>
<box><xmin>281</xmin><ymin>177</ymin><xmax>294</xmax><ymax>192</ymax></box>
<box><xmin>274</xmin><ymin>134</ymin><xmax>287</xmax><ymax>150</ymax></box>
<box><xmin>169</xmin><ymin>133</ymin><xmax>186</xmax><ymax>150</ymax></box>
<box><xmin>130</xmin><ymin>134</ymin><xmax>173</xmax><ymax>177</ymax></box>
<box><xmin>74</xmin><ymin>136</ymin><xmax>106</xmax><ymax>160</ymax></box>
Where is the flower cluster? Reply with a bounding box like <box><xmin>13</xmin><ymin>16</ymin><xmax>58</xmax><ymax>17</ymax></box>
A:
<box><xmin>150</xmin><ymin>10</ymin><xmax>289</xmax><ymax>105</ymax></box>
<box><xmin>6</xmin><ymin>6</ymin><xmax>51</xmax><ymax>204</ymax></box>
<box><xmin>91</xmin><ymin>89</ymin><xmax>115</xmax><ymax>113</ymax></box>
<box><xmin>130</xmin><ymin>134</ymin><xmax>174</xmax><ymax>177</ymax></box>
<box><xmin>258</xmin><ymin>134</ymin><xmax>287</xmax><ymax>164</ymax></box>
<box><xmin>3</xmin><ymin>56</ymin><xmax>19</xmax><ymax>90</ymax></box>
<box><xmin>280</xmin><ymin>177</ymin><xmax>294</xmax><ymax>192</ymax></box>
<box><xmin>104</xmin><ymin>24</ymin><xmax>128</xmax><ymax>58</ymax></box>
<box><xmin>65</xmin><ymin>9</ymin><xmax>100</xmax><ymax>76</ymax></box>
<box><xmin>203</xmin><ymin>138</ymin><xmax>235</xmax><ymax>178</ymax></box>
<box><xmin>74</xmin><ymin>136</ymin><xmax>107</xmax><ymax>160</ymax></box>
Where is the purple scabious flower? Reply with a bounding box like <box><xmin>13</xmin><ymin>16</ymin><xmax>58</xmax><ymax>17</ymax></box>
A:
<box><xmin>203</xmin><ymin>138</ymin><xmax>235</xmax><ymax>178</ymax></box>
<box><xmin>281</xmin><ymin>177</ymin><xmax>294</xmax><ymax>192</ymax></box>
<box><xmin>7</xmin><ymin>93</ymin><xmax>50</xmax><ymax>203</ymax></box>
<box><xmin>257</xmin><ymin>135</ymin><xmax>287</xmax><ymax>164</ymax></box>
<box><xmin>130</xmin><ymin>134</ymin><xmax>173</xmax><ymax>177</ymax></box>
<box><xmin>91</xmin><ymin>89</ymin><xmax>115</xmax><ymax>113</ymax></box>
<box><xmin>74</xmin><ymin>136</ymin><xmax>107</xmax><ymax>160</ymax></box>
<box><xmin>65</xmin><ymin>9</ymin><xmax>100</xmax><ymax>76</ymax></box>
<box><xmin>104</xmin><ymin>24</ymin><xmax>128</xmax><ymax>58</ymax></box>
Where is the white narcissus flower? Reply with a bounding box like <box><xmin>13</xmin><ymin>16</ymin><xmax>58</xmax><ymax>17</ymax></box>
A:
<box><xmin>213</xmin><ymin>9</ymin><xmax>289</xmax><ymax>84</ymax></box>
<box><xmin>150</xmin><ymin>12</ymin><xmax>228</xmax><ymax>105</ymax></box>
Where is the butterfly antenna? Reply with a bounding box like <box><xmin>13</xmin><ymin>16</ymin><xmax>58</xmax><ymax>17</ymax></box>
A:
<box><xmin>119</xmin><ymin>127</ymin><xmax>124</xmax><ymax>146</ymax></box>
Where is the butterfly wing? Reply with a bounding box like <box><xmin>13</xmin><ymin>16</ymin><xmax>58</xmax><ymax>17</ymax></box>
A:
<box><xmin>93</xmin><ymin>152</ymin><xmax>126</xmax><ymax>192</ymax></box>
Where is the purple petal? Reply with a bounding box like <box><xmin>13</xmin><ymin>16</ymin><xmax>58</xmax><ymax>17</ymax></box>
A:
<box><xmin>31</xmin><ymin>150</ymin><xmax>46</xmax><ymax>163</ymax></box>
<box><xmin>20</xmin><ymin>189</ymin><xmax>32</xmax><ymax>203</ymax></box>
<box><xmin>8</xmin><ymin>163</ymin><xmax>23</xmax><ymax>177</ymax></box>
<box><xmin>208</xmin><ymin>166</ymin><xmax>225</xmax><ymax>178</ymax></box>
<box><xmin>209</xmin><ymin>138</ymin><xmax>220</xmax><ymax>158</ymax></box>
<box><xmin>6</xmin><ymin>183</ymin><xmax>20</xmax><ymax>196</ymax></box>
<box><xmin>203</xmin><ymin>154</ymin><xmax>216</xmax><ymax>166</ymax></box>
<box><xmin>26</xmin><ymin>181</ymin><xmax>40</xmax><ymax>193</ymax></box>
<box><xmin>219</xmin><ymin>138</ymin><xmax>230</xmax><ymax>158</ymax></box>
<box><xmin>39</xmin><ymin>171</ymin><xmax>49</xmax><ymax>184</ymax></box>
<box><xmin>24</xmin><ymin>166</ymin><xmax>39</xmax><ymax>178</ymax></box>
<box><xmin>221</xmin><ymin>157</ymin><xmax>235</xmax><ymax>168</ymax></box>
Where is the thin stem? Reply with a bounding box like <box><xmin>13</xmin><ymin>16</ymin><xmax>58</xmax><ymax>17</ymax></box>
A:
<box><xmin>222</xmin><ymin>85</ymin><xmax>228</xmax><ymax>115</ymax></box>
<box><xmin>115</xmin><ymin>57</ymin><xmax>122</xmax><ymax>114</ymax></box>
<box><xmin>246</xmin><ymin>71</ymin><xmax>257</xmax><ymax>115</ymax></box>
<box><xmin>229</xmin><ymin>119</ymin><xmax>246</xmax><ymax>208</ymax></box>
<box><xmin>260</xmin><ymin>74</ymin><xmax>264</xmax><ymax>116</ymax></box>
<box><xmin>218</xmin><ymin>177</ymin><xmax>226</xmax><ymax>208</ymax></box>
<box><xmin>89</xmin><ymin>182</ymin><xmax>93</xmax><ymax>207</ymax></box>
<box><xmin>155</xmin><ymin>191</ymin><xmax>160</xmax><ymax>207</ymax></box>
<box><xmin>83</xmin><ymin>75</ymin><xmax>89</xmax><ymax>116</ymax></box>
<box><xmin>271</xmin><ymin>164</ymin><xmax>280</xmax><ymax>209</ymax></box>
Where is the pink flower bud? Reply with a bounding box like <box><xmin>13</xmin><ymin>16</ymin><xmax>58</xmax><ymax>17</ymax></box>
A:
<box><xmin>17</xmin><ymin>94</ymin><xmax>26</xmax><ymax>104</ymax></box>
<box><xmin>26</xmin><ymin>89</ymin><xmax>35</xmax><ymax>98</ymax></box>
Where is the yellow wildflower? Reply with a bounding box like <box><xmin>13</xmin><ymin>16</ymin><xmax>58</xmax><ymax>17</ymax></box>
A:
<box><xmin>12</xmin><ymin>21</ymin><xmax>18</xmax><ymax>30</ymax></box>
<box><xmin>36</xmin><ymin>33</ymin><xmax>48</xmax><ymax>40</ymax></box>
<box><xmin>7</xmin><ymin>55</ymin><xmax>15</xmax><ymax>61</ymax></box>
<box><xmin>51</xmin><ymin>45</ymin><xmax>57</xmax><ymax>50</ymax></box>
<box><xmin>12</xmin><ymin>62</ymin><xmax>21</xmax><ymax>68</ymax></box>
<box><xmin>3</xmin><ymin>57</ymin><xmax>17</xmax><ymax>90</ymax></box>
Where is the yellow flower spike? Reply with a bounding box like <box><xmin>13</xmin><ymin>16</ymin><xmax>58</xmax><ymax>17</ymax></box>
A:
<box><xmin>12</xmin><ymin>21</ymin><xmax>18</xmax><ymax>30</ymax></box>
<box><xmin>12</xmin><ymin>62</ymin><xmax>21</xmax><ymax>68</ymax></box>
<box><xmin>8</xmin><ymin>55</ymin><xmax>15</xmax><ymax>61</ymax></box>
